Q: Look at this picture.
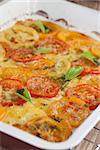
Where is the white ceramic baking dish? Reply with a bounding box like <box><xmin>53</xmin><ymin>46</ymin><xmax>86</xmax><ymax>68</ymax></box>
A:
<box><xmin>0</xmin><ymin>0</ymin><xmax>100</xmax><ymax>149</ymax></box>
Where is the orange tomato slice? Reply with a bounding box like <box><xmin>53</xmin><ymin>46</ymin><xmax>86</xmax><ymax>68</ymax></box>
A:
<box><xmin>47</xmin><ymin>96</ymin><xmax>90</xmax><ymax>128</ymax></box>
<box><xmin>66</xmin><ymin>96</ymin><xmax>86</xmax><ymax>106</ymax></box>
<box><xmin>29</xmin><ymin>58</ymin><xmax>55</xmax><ymax>70</ymax></box>
<box><xmin>91</xmin><ymin>42</ymin><xmax>100</xmax><ymax>57</ymax></box>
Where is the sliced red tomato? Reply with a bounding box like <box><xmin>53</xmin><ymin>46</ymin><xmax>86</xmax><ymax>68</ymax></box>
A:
<box><xmin>11</xmin><ymin>49</ymin><xmax>43</xmax><ymax>63</ymax></box>
<box><xmin>27</xmin><ymin>76</ymin><xmax>60</xmax><ymax>98</ymax></box>
<box><xmin>1</xmin><ymin>101</ymin><xmax>13</xmax><ymax>107</ymax></box>
<box><xmin>72</xmin><ymin>59</ymin><xmax>95</xmax><ymax>70</ymax></box>
<box><xmin>0</xmin><ymin>78</ymin><xmax>26</xmax><ymax>107</ymax></box>
<box><xmin>1</xmin><ymin>100</ymin><xmax>26</xmax><ymax>107</ymax></box>
<box><xmin>35</xmin><ymin>37</ymin><xmax>69</xmax><ymax>54</ymax></box>
<box><xmin>72</xmin><ymin>59</ymin><xmax>100</xmax><ymax>76</ymax></box>
<box><xmin>0</xmin><ymin>78</ymin><xmax>23</xmax><ymax>90</ymax></box>
<box><xmin>15</xmin><ymin>99</ymin><xmax>26</xmax><ymax>106</ymax></box>
<box><xmin>65</xmin><ymin>84</ymin><xmax>100</xmax><ymax>110</ymax></box>
<box><xmin>80</xmin><ymin>68</ymin><xmax>100</xmax><ymax>76</ymax></box>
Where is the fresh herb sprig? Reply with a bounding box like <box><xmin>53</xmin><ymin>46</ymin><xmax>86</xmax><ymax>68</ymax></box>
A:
<box><xmin>64</xmin><ymin>66</ymin><xmax>84</xmax><ymax>81</ymax></box>
<box><xmin>61</xmin><ymin>66</ymin><xmax>83</xmax><ymax>89</ymax></box>
<box><xmin>51</xmin><ymin>66</ymin><xmax>84</xmax><ymax>89</ymax></box>
<box><xmin>34</xmin><ymin>20</ymin><xmax>49</xmax><ymax>33</ymax></box>
<box><xmin>83</xmin><ymin>51</ymin><xmax>100</xmax><ymax>66</ymax></box>
<box><xmin>16</xmin><ymin>87</ymin><xmax>33</xmax><ymax>104</ymax></box>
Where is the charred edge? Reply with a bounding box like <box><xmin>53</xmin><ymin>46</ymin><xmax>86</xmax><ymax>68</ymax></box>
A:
<box><xmin>55</xmin><ymin>18</ymin><xmax>68</xmax><ymax>26</ymax></box>
<box><xmin>55</xmin><ymin>18</ymin><xmax>75</xmax><ymax>28</ymax></box>
<box><xmin>35</xmin><ymin>10</ymin><xmax>49</xmax><ymax>19</ymax></box>
<box><xmin>0</xmin><ymin>10</ymin><xmax>75</xmax><ymax>30</ymax></box>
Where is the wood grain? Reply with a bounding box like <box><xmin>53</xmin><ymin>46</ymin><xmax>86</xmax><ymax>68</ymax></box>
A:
<box><xmin>72</xmin><ymin>122</ymin><xmax>100</xmax><ymax>150</ymax></box>
<box><xmin>67</xmin><ymin>0</ymin><xmax>100</xmax><ymax>10</ymax></box>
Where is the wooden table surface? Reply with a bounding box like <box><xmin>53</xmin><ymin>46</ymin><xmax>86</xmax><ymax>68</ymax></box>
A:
<box><xmin>68</xmin><ymin>0</ymin><xmax>100</xmax><ymax>10</ymax></box>
<box><xmin>0</xmin><ymin>1</ymin><xmax>100</xmax><ymax>150</ymax></box>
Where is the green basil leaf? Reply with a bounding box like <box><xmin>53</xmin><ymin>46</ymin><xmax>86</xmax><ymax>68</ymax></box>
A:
<box><xmin>65</xmin><ymin>66</ymin><xmax>84</xmax><ymax>81</ymax></box>
<box><xmin>33</xmin><ymin>47</ymin><xmax>52</xmax><ymax>54</ymax></box>
<box><xmin>83</xmin><ymin>51</ymin><xmax>95</xmax><ymax>61</ymax></box>
<box><xmin>34</xmin><ymin>20</ymin><xmax>49</xmax><ymax>33</ymax></box>
<box><xmin>23</xmin><ymin>87</ymin><xmax>32</xmax><ymax>101</ymax></box>
<box><xmin>16</xmin><ymin>87</ymin><xmax>33</xmax><ymax>104</ymax></box>
<box><xmin>45</xmin><ymin>28</ymin><xmax>49</xmax><ymax>33</ymax></box>
<box><xmin>83</xmin><ymin>51</ymin><xmax>99</xmax><ymax>66</ymax></box>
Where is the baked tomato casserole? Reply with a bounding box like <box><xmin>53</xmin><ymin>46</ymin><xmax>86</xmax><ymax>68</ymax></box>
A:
<box><xmin>0</xmin><ymin>19</ymin><xmax>100</xmax><ymax>142</ymax></box>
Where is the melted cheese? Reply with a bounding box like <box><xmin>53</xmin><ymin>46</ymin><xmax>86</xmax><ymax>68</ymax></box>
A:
<box><xmin>4</xmin><ymin>102</ymin><xmax>47</xmax><ymax>125</ymax></box>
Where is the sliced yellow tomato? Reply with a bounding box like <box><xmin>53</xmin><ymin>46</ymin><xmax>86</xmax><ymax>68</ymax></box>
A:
<box><xmin>91</xmin><ymin>42</ymin><xmax>100</xmax><ymax>57</ymax></box>
<box><xmin>57</xmin><ymin>31</ymin><xmax>68</xmax><ymax>42</ymax></box>
<box><xmin>0</xmin><ymin>66</ymin><xmax>33</xmax><ymax>82</ymax></box>
<box><xmin>29</xmin><ymin>58</ymin><xmax>55</xmax><ymax>70</ymax></box>
<box><xmin>66</xmin><ymin>96</ymin><xmax>86</xmax><ymax>106</ymax></box>
<box><xmin>57</xmin><ymin>30</ymin><xmax>92</xmax><ymax>41</ymax></box>
<box><xmin>57</xmin><ymin>31</ymin><xmax>96</xmax><ymax>52</ymax></box>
